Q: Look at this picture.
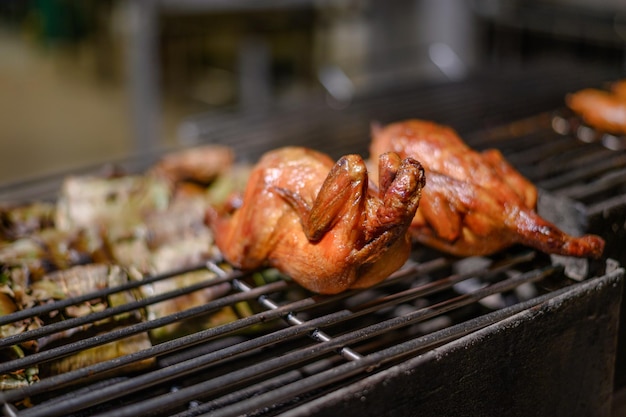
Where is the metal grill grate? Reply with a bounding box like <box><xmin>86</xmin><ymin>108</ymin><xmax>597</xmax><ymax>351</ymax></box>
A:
<box><xmin>2</xmin><ymin>243</ymin><xmax>618</xmax><ymax>416</ymax></box>
<box><xmin>1</xmin><ymin>66</ymin><xmax>625</xmax><ymax>416</ymax></box>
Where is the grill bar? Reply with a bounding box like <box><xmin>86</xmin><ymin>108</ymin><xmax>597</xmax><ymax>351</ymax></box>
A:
<box><xmin>0</xmin><ymin>264</ymin><xmax>220</xmax><ymax>327</ymax></box>
<box><xmin>556</xmin><ymin>167</ymin><xmax>626</xmax><ymax>201</ymax></box>
<box><xmin>3</xmin><ymin>247</ymin><xmax>561</xmax><ymax>417</ymax></box>
<box><xmin>1</xmin><ymin>66</ymin><xmax>624</xmax><ymax>416</ymax></box>
<box><xmin>0</xmin><ymin>270</ymin><xmax>230</xmax><ymax>349</ymax></box>
<box><xmin>536</xmin><ymin>153</ymin><xmax>626</xmax><ymax>191</ymax></box>
<box><xmin>0</xmin><ymin>278</ymin><xmax>290</xmax><ymax>374</ymax></box>
<box><xmin>232</xmin><ymin>277</ymin><xmax>364</xmax><ymax>362</ymax></box>
<box><xmin>0</xmin><ymin>290</ymin><xmax>320</xmax><ymax>404</ymax></box>
<box><xmin>523</xmin><ymin>146</ymin><xmax>613</xmax><ymax>183</ymax></box>
<box><xmin>503</xmin><ymin>135</ymin><xmax>589</xmax><ymax>167</ymax></box>
<box><xmin>168</xmin><ymin>357</ymin><xmax>340</xmax><ymax>417</ymax></box>
<box><xmin>0</xmin><ymin>258</ymin><xmax>449</xmax><ymax>406</ymax></box>
<box><xmin>199</xmin><ymin>271</ymin><xmax>590</xmax><ymax>417</ymax></box>
<box><xmin>84</xmin><ymin>265</ymin><xmax>560</xmax><ymax>417</ymax></box>
<box><xmin>354</xmin><ymin>251</ymin><xmax>536</xmax><ymax>313</ymax></box>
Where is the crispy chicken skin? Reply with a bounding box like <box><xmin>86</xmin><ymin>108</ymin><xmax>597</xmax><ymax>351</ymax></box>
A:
<box><xmin>371</xmin><ymin>119</ymin><xmax>537</xmax><ymax>209</ymax></box>
<box><xmin>370</xmin><ymin>119</ymin><xmax>605</xmax><ymax>259</ymax></box>
<box><xmin>566</xmin><ymin>82</ymin><xmax>626</xmax><ymax>135</ymax></box>
<box><xmin>207</xmin><ymin>146</ymin><xmax>425</xmax><ymax>294</ymax></box>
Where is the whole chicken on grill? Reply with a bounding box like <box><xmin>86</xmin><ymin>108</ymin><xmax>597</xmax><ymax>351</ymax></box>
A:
<box><xmin>207</xmin><ymin>146</ymin><xmax>425</xmax><ymax>294</ymax></box>
<box><xmin>370</xmin><ymin>119</ymin><xmax>605</xmax><ymax>259</ymax></box>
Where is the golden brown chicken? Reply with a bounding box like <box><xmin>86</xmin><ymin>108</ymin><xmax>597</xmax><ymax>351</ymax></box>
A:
<box><xmin>566</xmin><ymin>81</ymin><xmax>626</xmax><ymax>135</ymax></box>
<box><xmin>370</xmin><ymin>119</ymin><xmax>605</xmax><ymax>259</ymax></box>
<box><xmin>207</xmin><ymin>146</ymin><xmax>425</xmax><ymax>294</ymax></box>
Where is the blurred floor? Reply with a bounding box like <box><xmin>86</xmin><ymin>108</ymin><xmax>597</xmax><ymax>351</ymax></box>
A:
<box><xmin>0</xmin><ymin>30</ymin><xmax>186</xmax><ymax>187</ymax></box>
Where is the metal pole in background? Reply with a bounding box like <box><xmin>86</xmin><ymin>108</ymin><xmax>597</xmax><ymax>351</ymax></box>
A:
<box><xmin>126</xmin><ymin>0</ymin><xmax>161</xmax><ymax>164</ymax></box>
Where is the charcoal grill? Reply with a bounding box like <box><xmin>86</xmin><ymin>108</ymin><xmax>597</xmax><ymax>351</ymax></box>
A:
<box><xmin>0</xmin><ymin>250</ymin><xmax>623</xmax><ymax>416</ymax></box>
<box><xmin>1</xmin><ymin>65</ymin><xmax>625</xmax><ymax>416</ymax></box>
<box><xmin>0</xmin><ymin>248</ymin><xmax>622</xmax><ymax>417</ymax></box>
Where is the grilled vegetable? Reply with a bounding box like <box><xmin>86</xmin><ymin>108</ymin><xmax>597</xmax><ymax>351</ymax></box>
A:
<box><xmin>55</xmin><ymin>175</ymin><xmax>171</xmax><ymax>242</ymax></box>
<box><xmin>0</xmin><ymin>144</ymin><xmax>265</xmax><ymax>390</ymax></box>
<box><xmin>1</xmin><ymin>264</ymin><xmax>154</xmax><ymax>379</ymax></box>
<box><xmin>0</xmin><ymin>202</ymin><xmax>55</xmax><ymax>242</ymax></box>
<box><xmin>0</xmin><ymin>291</ymin><xmax>40</xmax><ymax>391</ymax></box>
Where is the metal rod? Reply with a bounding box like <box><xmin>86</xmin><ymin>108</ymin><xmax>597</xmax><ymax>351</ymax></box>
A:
<box><xmin>86</xmin><ymin>266</ymin><xmax>561</xmax><ymax>417</ymax></box>
<box><xmin>0</xmin><ymin>263</ymin><xmax>212</xmax><ymax>326</ymax></box>
<box><xmin>0</xmin><ymin>292</ymin><xmax>323</xmax><ymax>405</ymax></box>
<box><xmin>232</xmin><ymin>277</ymin><xmax>364</xmax><ymax>362</ymax></box>
<box><xmin>126</xmin><ymin>0</ymin><xmax>161</xmax><ymax>158</ymax></box>
<box><xmin>2</xmin><ymin>258</ymin><xmax>452</xmax><ymax>406</ymax></box>
<box><xmin>0</xmin><ymin>280</ymin><xmax>288</xmax><ymax>374</ymax></box>
<box><xmin>0</xmin><ymin>271</ymin><xmax>232</xmax><ymax>348</ymax></box>
<box><xmin>203</xmin><ymin>268</ymin><xmax>589</xmax><ymax>417</ymax></box>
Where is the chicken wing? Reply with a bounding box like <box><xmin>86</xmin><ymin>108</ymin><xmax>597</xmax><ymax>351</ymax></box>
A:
<box><xmin>207</xmin><ymin>146</ymin><xmax>425</xmax><ymax>294</ymax></box>
<box><xmin>370</xmin><ymin>119</ymin><xmax>605</xmax><ymax>259</ymax></box>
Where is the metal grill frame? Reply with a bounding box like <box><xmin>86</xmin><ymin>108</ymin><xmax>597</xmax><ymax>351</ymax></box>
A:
<box><xmin>0</xmin><ymin>245</ymin><xmax>622</xmax><ymax>417</ymax></box>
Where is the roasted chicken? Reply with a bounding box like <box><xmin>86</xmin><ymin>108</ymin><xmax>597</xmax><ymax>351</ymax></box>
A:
<box><xmin>566</xmin><ymin>80</ymin><xmax>626</xmax><ymax>135</ymax></box>
<box><xmin>207</xmin><ymin>146</ymin><xmax>425</xmax><ymax>294</ymax></box>
<box><xmin>370</xmin><ymin>119</ymin><xmax>605</xmax><ymax>258</ymax></box>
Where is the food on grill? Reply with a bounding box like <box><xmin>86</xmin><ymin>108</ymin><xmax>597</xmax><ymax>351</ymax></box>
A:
<box><xmin>0</xmin><ymin>264</ymin><xmax>152</xmax><ymax>389</ymax></box>
<box><xmin>0</xmin><ymin>202</ymin><xmax>56</xmax><ymax>242</ymax></box>
<box><xmin>611</xmin><ymin>79</ymin><xmax>626</xmax><ymax>100</ymax></box>
<box><xmin>207</xmin><ymin>146</ymin><xmax>425</xmax><ymax>294</ymax></box>
<box><xmin>0</xmin><ymin>227</ymin><xmax>108</xmax><ymax>282</ymax></box>
<box><xmin>565</xmin><ymin>80</ymin><xmax>626</xmax><ymax>135</ymax></box>
<box><xmin>371</xmin><ymin>119</ymin><xmax>538</xmax><ymax>207</ymax></box>
<box><xmin>0</xmin><ymin>292</ymin><xmax>40</xmax><ymax>390</ymax></box>
<box><xmin>150</xmin><ymin>144</ymin><xmax>235</xmax><ymax>186</ymax></box>
<box><xmin>369</xmin><ymin>119</ymin><xmax>605</xmax><ymax>258</ymax></box>
<box><xmin>34</xmin><ymin>265</ymin><xmax>154</xmax><ymax>374</ymax></box>
<box><xmin>55</xmin><ymin>175</ymin><xmax>171</xmax><ymax>242</ymax></box>
<box><xmin>0</xmin><ymin>145</ymin><xmax>249</xmax><ymax>389</ymax></box>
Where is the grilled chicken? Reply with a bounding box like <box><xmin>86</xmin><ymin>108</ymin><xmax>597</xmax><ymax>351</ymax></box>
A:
<box><xmin>610</xmin><ymin>79</ymin><xmax>626</xmax><ymax>100</ymax></box>
<box><xmin>370</xmin><ymin>119</ymin><xmax>605</xmax><ymax>258</ymax></box>
<box><xmin>566</xmin><ymin>81</ymin><xmax>626</xmax><ymax>135</ymax></box>
<box><xmin>207</xmin><ymin>146</ymin><xmax>425</xmax><ymax>294</ymax></box>
<box><xmin>150</xmin><ymin>144</ymin><xmax>235</xmax><ymax>186</ymax></box>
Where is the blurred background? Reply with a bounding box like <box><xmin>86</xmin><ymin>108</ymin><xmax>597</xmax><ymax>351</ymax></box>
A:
<box><xmin>1</xmin><ymin>0</ymin><xmax>625</xmax><ymax>186</ymax></box>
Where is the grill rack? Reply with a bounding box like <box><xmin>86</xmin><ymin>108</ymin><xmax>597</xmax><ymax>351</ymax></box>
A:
<box><xmin>2</xmin><ymin>244</ymin><xmax>617</xmax><ymax>417</ymax></box>
<box><xmin>1</xmin><ymin>66</ymin><xmax>626</xmax><ymax>415</ymax></box>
